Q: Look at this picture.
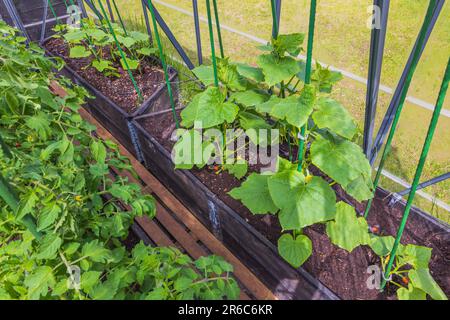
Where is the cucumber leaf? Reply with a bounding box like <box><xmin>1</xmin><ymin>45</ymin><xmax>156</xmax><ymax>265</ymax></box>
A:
<box><xmin>278</xmin><ymin>233</ymin><xmax>312</xmax><ymax>268</ymax></box>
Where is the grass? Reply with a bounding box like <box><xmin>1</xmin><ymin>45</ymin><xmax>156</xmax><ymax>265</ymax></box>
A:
<box><xmin>108</xmin><ymin>0</ymin><xmax>449</xmax><ymax>223</ymax></box>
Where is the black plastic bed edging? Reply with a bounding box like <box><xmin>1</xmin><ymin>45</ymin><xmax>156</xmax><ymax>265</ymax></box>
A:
<box><xmin>42</xmin><ymin>37</ymin><xmax>178</xmax><ymax>159</ymax></box>
<box><xmin>131</xmin><ymin>113</ymin><xmax>340</xmax><ymax>301</ymax></box>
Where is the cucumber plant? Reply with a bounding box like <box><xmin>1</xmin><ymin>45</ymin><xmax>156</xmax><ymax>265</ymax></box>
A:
<box><xmin>171</xmin><ymin>30</ymin><xmax>445</xmax><ymax>299</ymax></box>
<box><xmin>0</xmin><ymin>22</ymin><xmax>239</xmax><ymax>300</ymax></box>
<box><xmin>53</xmin><ymin>19</ymin><xmax>158</xmax><ymax>77</ymax></box>
<box><xmin>369</xmin><ymin>236</ymin><xmax>447</xmax><ymax>300</ymax></box>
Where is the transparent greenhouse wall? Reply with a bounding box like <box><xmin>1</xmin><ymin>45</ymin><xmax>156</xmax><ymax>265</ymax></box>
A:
<box><xmin>81</xmin><ymin>0</ymin><xmax>450</xmax><ymax>223</ymax></box>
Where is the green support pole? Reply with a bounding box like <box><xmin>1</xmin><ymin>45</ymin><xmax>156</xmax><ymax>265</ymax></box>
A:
<box><xmin>381</xmin><ymin>56</ymin><xmax>449</xmax><ymax>289</ymax></box>
<box><xmin>270</xmin><ymin>0</ymin><xmax>279</xmax><ymax>39</ymax></box>
<box><xmin>297</xmin><ymin>0</ymin><xmax>316</xmax><ymax>170</ymax></box>
<box><xmin>212</xmin><ymin>0</ymin><xmax>224</xmax><ymax>58</ymax></box>
<box><xmin>96</xmin><ymin>0</ymin><xmax>143</xmax><ymax>101</ymax></box>
<box><xmin>47</xmin><ymin>0</ymin><xmax>60</xmax><ymax>24</ymax></box>
<box><xmin>111</xmin><ymin>0</ymin><xmax>128</xmax><ymax>36</ymax></box>
<box><xmin>147</xmin><ymin>0</ymin><xmax>179</xmax><ymax>128</ymax></box>
<box><xmin>364</xmin><ymin>0</ymin><xmax>435</xmax><ymax>219</ymax></box>
<box><xmin>205</xmin><ymin>0</ymin><xmax>219</xmax><ymax>87</ymax></box>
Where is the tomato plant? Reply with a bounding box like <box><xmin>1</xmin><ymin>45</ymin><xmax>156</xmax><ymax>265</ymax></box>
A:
<box><xmin>0</xmin><ymin>21</ymin><xmax>239</xmax><ymax>300</ymax></box>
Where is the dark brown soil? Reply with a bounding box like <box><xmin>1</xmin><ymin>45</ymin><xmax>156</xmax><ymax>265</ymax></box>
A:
<box><xmin>139</xmin><ymin>111</ymin><xmax>449</xmax><ymax>300</ymax></box>
<box><xmin>44</xmin><ymin>38</ymin><xmax>165</xmax><ymax>113</ymax></box>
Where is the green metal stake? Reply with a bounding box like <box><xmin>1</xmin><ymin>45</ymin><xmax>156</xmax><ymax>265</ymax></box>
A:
<box><xmin>212</xmin><ymin>0</ymin><xmax>224</xmax><ymax>58</ymax></box>
<box><xmin>381</xmin><ymin>56</ymin><xmax>449</xmax><ymax>290</ymax></box>
<box><xmin>47</xmin><ymin>0</ymin><xmax>60</xmax><ymax>24</ymax></box>
<box><xmin>96</xmin><ymin>0</ymin><xmax>143</xmax><ymax>101</ymax></box>
<box><xmin>206</xmin><ymin>0</ymin><xmax>219</xmax><ymax>87</ymax></box>
<box><xmin>147</xmin><ymin>0</ymin><xmax>179</xmax><ymax>128</ymax></box>
<box><xmin>297</xmin><ymin>0</ymin><xmax>316</xmax><ymax>171</ymax></box>
<box><xmin>111</xmin><ymin>0</ymin><xmax>128</xmax><ymax>36</ymax></box>
<box><xmin>270</xmin><ymin>0</ymin><xmax>279</xmax><ymax>39</ymax></box>
<box><xmin>364</xmin><ymin>0</ymin><xmax>435</xmax><ymax>219</ymax></box>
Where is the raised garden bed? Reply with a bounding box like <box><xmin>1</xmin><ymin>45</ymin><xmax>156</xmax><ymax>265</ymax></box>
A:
<box><xmin>131</xmin><ymin>109</ymin><xmax>450</xmax><ymax>300</ymax></box>
<box><xmin>43</xmin><ymin>36</ymin><xmax>177</xmax><ymax>158</ymax></box>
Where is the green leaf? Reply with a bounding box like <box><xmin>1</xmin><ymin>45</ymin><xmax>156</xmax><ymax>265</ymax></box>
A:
<box><xmin>52</xmin><ymin>280</ymin><xmax>68</xmax><ymax>296</ymax></box>
<box><xmin>16</xmin><ymin>191</ymin><xmax>38</xmax><ymax>220</ymax></box>
<box><xmin>120</xmin><ymin>57</ymin><xmax>139</xmax><ymax>70</ymax></box>
<box><xmin>180</xmin><ymin>87</ymin><xmax>239</xmax><ymax>129</ymax></box>
<box><xmin>81</xmin><ymin>240</ymin><xmax>111</xmax><ymax>263</ymax></box>
<box><xmin>129</xmin><ymin>31</ymin><xmax>149</xmax><ymax>42</ymax></box>
<box><xmin>229</xmin><ymin>173</ymin><xmax>278</xmax><ymax>215</ymax></box>
<box><xmin>397</xmin><ymin>285</ymin><xmax>427</xmax><ymax>300</ymax></box>
<box><xmin>136</xmin><ymin>47</ymin><xmax>158</xmax><ymax>56</ymax></box>
<box><xmin>192</xmin><ymin>65</ymin><xmax>215</xmax><ymax>86</ymax></box>
<box><xmin>409</xmin><ymin>269</ymin><xmax>447</xmax><ymax>300</ymax></box>
<box><xmin>398</xmin><ymin>244</ymin><xmax>432</xmax><ymax>269</ymax></box>
<box><xmin>117</xmin><ymin>35</ymin><xmax>136</xmax><ymax>48</ymax></box>
<box><xmin>24</xmin><ymin>266</ymin><xmax>55</xmax><ymax>300</ymax></box>
<box><xmin>0</xmin><ymin>173</ymin><xmax>18</xmax><ymax>211</ymax></box>
<box><xmin>89</xmin><ymin>281</ymin><xmax>118</xmax><ymax>300</ymax></box>
<box><xmin>90</xmin><ymin>139</ymin><xmax>107</xmax><ymax>164</ymax></box>
<box><xmin>258</xmin><ymin>54</ymin><xmax>301</xmax><ymax>86</ymax></box>
<box><xmin>37</xmin><ymin>202</ymin><xmax>60</xmax><ymax>231</ymax></box>
<box><xmin>311</xmin><ymin>136</ymin><xmax>373</xmax><ymax>202</ymax></box>
<box><xmin>235</xmin><ymin>63</ymin><xmax>264</xmax><ymax>83</ymax></box>
<box><xmin>217</xmin><ymin>57</ymin><xmax>247</xmax><ymax>91</ymax></box>
<box><xmin>273</xmin><ymin>33</ymin><xmax>305</xmax><ymax>56</ymax></box>
<box><xmin>229</xmin><ymin>90</ymin><xmax>269</xmax><ymax>107</ymax></box>
<box><xmin>255</xmin><ymin>95</ymin><xmax>282</xmax><ymax>114</ymax></box>
<box><xmin>238</xmin><ymin>112</ymin><xmax>271</xmax><ymax>130</ymax></box>
<box><xmin>326</xmin><ymin>202</ymin><xmax>370</xmax><ymax>252</ymax></box>
<box><xmin>80</xmin><ymin>271</ymin><xmax>102</xmax><ymax>293</ymax></box>
<box><xmin>5</xmin><ymin>90</ymin><xmax>20</xmax><ymax>113</ymax></box>
<box><xmin>223</xmin><ymin>162</ymin><xmax>248</xmax><ymax>179</ymax></box>
<box><xmin>146</xmin><ymin>287</ymin><xmax>168</xmax><ymax>300</ymax></box>
<box><xmin>89</xmin><ymin>163</ymin><xmax>109</xmax><ymax>177</ymax></box>
<box><xmin>268</xmin><ymin>171</ymin><xmax>336</xmax><ymax>230</ymax></box>
<box><xmin>278</xmin><ymin>233</ymin><xmax>312</xmax><ymax>268</ymax></box>
<box><xmin>369</xmin><ymin>236</ymin><xmax>395</xmax><ymax>257</ymax></box>
<box><xmin>69</xmin><ymin>45</ymin><xmax>91</xmax><ymax>58</ymax></box>
<box><xmin>312</xmin><ymin>97</ymin><xmax>357</xmax><ymax>139</ymax></box>
<box><xmin>92</xmin><ymin>59</ymin><xmax>114</xmax><ymax>72</ymax></box>
<box><xmin>174</xmin><ymin>277</ymin><xmax>193</xmax><ymax>291</ymax></box>
<box><xmin>25</xmin><ymin>112</ymin><xmax>51</xmax><ymax>140</ymax></box>
<box><xmin>269</xmin><ymin>84</ymin><xmax>316</xmax><ymax>128</ymax></box>
<box><xmin>63</xmin><ymin>30</ymin><xmax>85</xmax><ymax>43</ymax></box>
<box><xmin>36</xmin><ymin>233</ymin><xmax>62</xmax><ymax>260</ymax></box>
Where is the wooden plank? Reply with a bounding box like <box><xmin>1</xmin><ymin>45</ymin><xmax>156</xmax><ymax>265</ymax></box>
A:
<box><xmin>135</xmin><ymin>216</ymin><xmax>175</xmax><ymax>248</ymax></box>
<box><xmin>77</xmin><ymin>109</ymin><xmax>277</xmax><ymax>300</ymax></box>
<box><xmin>112</xmin><ymin>168</ymin><xmax>251</xmax><ymax>300</ymax></box>
<box><xmin>156</xmin><ymin>203</ymin><xmax>208</xmax><ymax>260</ymax></box>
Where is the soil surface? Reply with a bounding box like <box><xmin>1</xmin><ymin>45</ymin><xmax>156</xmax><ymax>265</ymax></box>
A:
<box><xmin>45</xmin><ymin>38</ymin><xmax>165</xmax><ymax>114</ymax></box>
<box><xmin>139</xmin><ymin>111</ymin><xmax>450</xmax><ymax>300</ymax></box>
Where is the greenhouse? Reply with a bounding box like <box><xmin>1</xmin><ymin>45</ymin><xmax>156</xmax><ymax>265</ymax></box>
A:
<box><xmin>0</xmin><ymin>0</ymin><xmax>448</xmax><ymax>303</ymax></box>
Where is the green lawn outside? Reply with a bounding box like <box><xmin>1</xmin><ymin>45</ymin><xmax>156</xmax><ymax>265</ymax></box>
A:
<box><xmin>110</xmin><ymin>0</ymin><xmax>449</xmax><ymax>222</ymax></box>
